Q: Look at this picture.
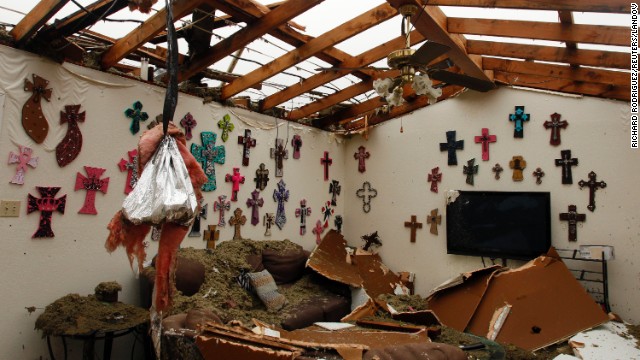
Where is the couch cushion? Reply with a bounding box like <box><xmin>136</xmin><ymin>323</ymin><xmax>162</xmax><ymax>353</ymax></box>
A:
<box><xmin>248</xmin><ymin>270</ymin><xmax>286</xmax><ymax>312</ymax></box>
<box><xmin>319</xmin><ymin>296</ymin><xmax>351</xmax><ymax>322</ymax></box>
<box><xmin>185</xmin><ymin>308</ymin><xmax>222</xmax><ymax>330</ymax></box>
<box><xmin>246</xmin><ymin>254</ymin><xmax>265</xmax><ymax>272</ymax></box>
<box><xmin>175</xmin><ymin>256</ymin><xmax>205</xmax><ymax>296</ymax></box>
<box><xmin>262</xmin><ymin>249</ymin><xmax>308</xmax><ymax>285</ymax></box>
<box><xmin>363</xmin><ymin>342</ymin><xmax>466</xmax><ymax>360</ymax></box>
<box><xmin>281</xmin><ymin>303</ymin><xmax>324</xmax><ymax>331</ymax></box>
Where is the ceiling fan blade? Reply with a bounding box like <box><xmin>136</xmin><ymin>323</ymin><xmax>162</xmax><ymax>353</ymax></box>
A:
<box><xmin>410</xmin><ymin>41</ymin><xmax>450</xmax><ymax>65</ymax></box>
<box><xmin>315</xmin><ymin>66</ymin><xmax>389</xmax><ymax>72</ymax></box>
<box><xmin>430</xmin><ymin>70</ymin><xmax>496</xmax><ymax>92</ymax></box>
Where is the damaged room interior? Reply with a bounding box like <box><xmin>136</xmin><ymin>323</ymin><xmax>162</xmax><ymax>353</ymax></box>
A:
<box><xmin>0</xmin><ymin>0</ymin><xmax>638</xmax><ymax>359</ymax></box>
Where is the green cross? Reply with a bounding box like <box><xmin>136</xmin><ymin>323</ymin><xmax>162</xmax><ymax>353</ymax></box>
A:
<box><xmin>217</xmin><ymin>114</ymin><xmax>234</xmax><ymax>142</ymax></box>
<box><xmin>191</xmin><ymin>132</ymin><xmax>226</xmax><ymax>191</ymax></box>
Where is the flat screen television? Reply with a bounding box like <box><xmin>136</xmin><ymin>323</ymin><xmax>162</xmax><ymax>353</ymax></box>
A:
<box><xmin>446</xmin><ymin>191</ymin><xmax>551</xmax><ymax>260</ymax></box>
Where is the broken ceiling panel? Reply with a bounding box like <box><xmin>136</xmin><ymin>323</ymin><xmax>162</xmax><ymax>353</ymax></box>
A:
<box><xmin>307</xmin><ymin>230</ymin><xmax>363</xmax><ymax>288</ymax></box>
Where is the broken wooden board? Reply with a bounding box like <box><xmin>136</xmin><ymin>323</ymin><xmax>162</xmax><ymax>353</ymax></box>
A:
<box><xmin>307</xmin><ymin>230</ymin><xmax>363</xmax><ymax>288</ymax></box>
<box><xmin>354</xmin><ymin>253</ymin><xmax>402</xmax><ymax>300</ymax></box>
<box><xmin>283</xmin><ymin>327</ymin><xmax>431</xmax><ymax>350</ymax></box>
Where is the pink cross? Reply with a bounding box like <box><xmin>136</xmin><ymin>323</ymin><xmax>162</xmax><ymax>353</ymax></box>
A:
<box><xmin>354</xmin><ymin>146</ymin><xmax>370</xmax><ymax>173</ymax></box>
<box><xmin>180</xmin><ymin>112</ymin><xmax>197</xmax><ymax>140</ymax></box>
<box><xmin>75</xmin><ymin>166</ymin><xmax>109</xmax><ymax>215</ymax></box>
<box><xmin>225</xmin><ymin>168</ymin><xmax>245</xmax><ymax>201</ymax></box>
<box><xmin>474</xmin><ymin>128</ymin><xmax>497</xmax><ymax>161</ymax></box>
<box><xmin>312</xmin><ymin>220</ymin><xmax>324</xmax><ymax>244</ymax></box>
<box><xmin>118</xmin><ymin>149</ymin><xmax>138</xmax><ymax>194</ymax></box>
<box><xmin>8</xmin><ymin>145</ymin><xmax>38</xmax><ymax>185</ymax></box>
<box><xmin>427</xmin><ymin>167</ymin><xmax>442</xmax><ymax>193</ymax></box>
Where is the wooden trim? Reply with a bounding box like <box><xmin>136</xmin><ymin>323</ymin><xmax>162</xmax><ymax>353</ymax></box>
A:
<box><xmin>405</xmin><ymin>0</ymin><xmax>629</xmax><ymax>13</ymax></box>
<box><xmin>289</xmin><ymin>80</ymin><xmax>376</xmax><ymax>122</ymax></box>
<box><xmin>10</xmin><ymin>0</ymin><xmax>70</xmax><ymax>44</ymax></box>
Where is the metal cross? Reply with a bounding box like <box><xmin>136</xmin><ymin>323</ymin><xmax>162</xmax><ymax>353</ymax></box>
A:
<box><xmin>238</xmin><ymin>129</ymin><xmax>257</xmax><ymax>166</ymax></box>
<box><xmin>492</xmin><ymin>163</ymin><xmax>503</xmax><ymax>180</ymax></box>
<box><xmin>263</xmin><ymin>213</ymin><xmax>275</xmax><ymax>236</ymax></box>
<box><xmin>321</xmin><ymin>201</ymin><xmax>334</xmax><ymax>228</ymax></box>
<box><xmin>555</xmin><ymin>149</ymin><xmax>579</xmax><ymax>184</ymax></box>
<box><xmin>270</xmin><ymin>138</ymin><xmax>289</xmax><ymax>177</ymax></box>
<box><xmin>295</xmin><ymin>199</ymin><xmax>312</xmax><ymax>235</ymax></box>
<box><xmin>559</xmin><ymin>205</ymin><xmax>586</xmax><ymax>242</ymax></box>
<box><xmin>74</xmin><ymin>166</ymin><xmax>109</xmax><ymax>215</ymax></box>
<box><xmin>191</xmin><ymin>132</ymin><xmax>226</xmax><ymax>191</ymax></box>
<box><xmin>118</xmin><ymin>149</ymin><xmax>138</xmax><ymax>194</ymax></box>
<box><xmin>329</xmin><ymin>180</ymin><xmax>341</xmax><ymax>206</ymax></box>
<box><xmin>254</xmin><ymin>163</ymin><xmax>270</xmax><ymax>191</ymax></box>
<box><xmin>273</xmin><ymin>179</ymin><xmax>290</xmax><ymax>230</ymax></box>
<box><xmin>463</xmin><ymin>158</ymin><xmax>479</xmax><ymax>185</ymax></box>
<box><xmin>439</xmin><ymin>130</ymin><xmax>464</xmax><ymax>166</ymax></box>
<box><xmin>578</xmin><ymin>171</ymin><xmax>607</xmax><ymax>212</ymax></box>
<box><xmin>532</xmin><ymin>167</ymin><xmax>545</xmax><ymax>185</ymax></box>
<box><xmin>356</xmin><ymin>181</ymin><xmax>377</xmax><ymax>213</ymax></box>
<box><xmin>543</xmin><ymin>112</ymin><xmax>568</xmax><ymax>146</ymax></box>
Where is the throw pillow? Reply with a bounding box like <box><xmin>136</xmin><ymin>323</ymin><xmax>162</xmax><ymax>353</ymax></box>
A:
<box><xmin>261</xmin><ymin>249</ymin><xmax>309</xmax><ymax>285</ymax></box>
<box><xmin>247</xmin><ymin>269</ymin><xmax>286</xmax><ymax>312</ymax></box>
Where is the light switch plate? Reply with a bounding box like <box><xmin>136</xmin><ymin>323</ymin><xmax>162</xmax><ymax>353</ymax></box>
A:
<box><xmin>0</xmin><ymin>200</ymin><xmax>21</xmax><ymax>217</ymax></box>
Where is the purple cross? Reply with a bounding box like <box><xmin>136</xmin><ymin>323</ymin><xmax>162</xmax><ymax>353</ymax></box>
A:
<box><xmin>427</xmin><ymin>167</ymin><xmax>442</xmax><ymax>193</ymax></box>
<box><xmin>180</xmin><ymin>112</ymin><xmax>197</xmax><ymax>140</ymax></box>
<box><xmin>238</xmin><ymin>129</ymin><xmax>257</xmax><ymax>166</ymax></box>
<box><xmin>354</xmin><ymin>146</ymin><xmax>370</xmax><ymax>173</ymax></box>
<box><xmin>292</xmin><ymin>135</ymin><xmax>303</xmax><ymax>159</ymax></box>
<box><xmin>9</xmin><ymin>145</ymin><xmax>38</xmax><ymax>185</ymax></box>
<box><xmin>214</xmin><ymin>195</ymin><xmax>231</xmax><ymax>227</ymax></box>
<box><xmin>246</xmin><ymin>190</ymin><xmax>264</xmax><ymax>226</ymax></box>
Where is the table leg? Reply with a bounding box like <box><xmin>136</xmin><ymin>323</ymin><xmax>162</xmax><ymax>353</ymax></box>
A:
<box><xmin>104</xmin><ymin>331</ymin><xmax>114</xmax><ymax>360</ymax></box>
<box><xmin>82</xmin><ymin>337</ymin><xmax>95</xmax><ymax>360</ymax></box>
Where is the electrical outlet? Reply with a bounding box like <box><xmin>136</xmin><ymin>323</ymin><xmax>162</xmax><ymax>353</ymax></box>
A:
<box><xmin>0</xmin><ymin>200</ymin><xmax>21</xmax><ymax>217</ymax></box>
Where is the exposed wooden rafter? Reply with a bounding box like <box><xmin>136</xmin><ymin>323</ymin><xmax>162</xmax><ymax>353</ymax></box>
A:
<box><xmin>403</xmin><ymin>0</ymin><xmax>630</xmax><ymax>13</ymax></box>
<box><xmin>10</xmin><ymin>0</ymin><xmax>70</xmax><ymax>45</ymax></box>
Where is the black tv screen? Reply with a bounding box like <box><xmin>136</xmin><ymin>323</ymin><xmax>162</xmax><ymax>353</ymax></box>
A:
<box><xmin>446</xmin><ymin>191</ymin><xmax>551</xmax><ymax>260</ymax></box>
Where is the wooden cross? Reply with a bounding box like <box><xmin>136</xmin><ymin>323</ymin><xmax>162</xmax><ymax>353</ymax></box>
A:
<box><xmin>27</xmin><ymin>187</ymin><xmax>66</xmax><ymax>238</ymax></box>
<box><xmin>578</xmin><ymin>171</ymin><xmax>607</xmax><ymax>212</ymax></box>
<box><xmin>56</xmin><ymin>104</ymin><xmax>86</xmax><ymax>167</ymax></box>
<box><xmin>191</xmin><ymin>132</ymin><xmax>226</xmax><ymax>191</ymax></box>
<box><xmin>237</xmin><ymin>129</ymin><xmax>257</xmax><ymax>167</ymax></box>
<box><xmin>118</xmin><ymin>149</ymin><xmax>138</xmax><ymax>194</ymax></box>
<box><xmin>334</xmin><ymin>215</ymin><xmax>343</xmax><ymax>233</ymax></box>
<box><xmin>356</xmin><ymin>182</ymin><xmax>377</xmax><ymax>213</ymax></box>
<box><xmin>22</xmin><ymin>74</ymin><xmax>52</xmax><ymax>144</ymax></box>
<box><xmin>463</xmin><ymin>158</ymin><xmax>479</xmax><ymax>185</ymax></box>
<box><xmin>203</xmin><ymin>225</ymin><xmax>219</xmax><ymax>249</ymax></box>
<box><xmin>427</xmin><ymin>167</ymin><xmax>442</xmax><ymax>193</ymax></box>
<box><xmin>229</xmin><ymin>208</ymin><xmax>246</xmax><ymax>240</ymax></box>
<box><xmin>273</xmin><ymin>179</ymin><xmax>290</xmax><ymax>230</ymax></box>
<box><xmin>254</xmin><ymin>163</ymin><xmax>270</xmax><ymax>191</ymax></box>
<box><xmin>291</xmin><ymin>135</ymin><xmax>303</xmax><ymax>159</ymax></box>
<box><xmin>509</xmin><ymin>105</ymin><xmax>530</xmax><ymax>138</ymax></box>
<box><xmin>124</xmin><ymin>101</ymin><xmax>149</xmax><ymax>135</ymax></box>
<box><xmin>354</xmin><ymin>146</ymin><xmax>370</xmax><ymax>173</ymax></box>
<box><xmin>474</xmin><ymin>128</ymin><xmax>497</xmax><ymax>161</ymax></box>
<box><xmin>217</xmin><ymin>114</ymin><xmax>234</xmax><ymax>142</ymax></box>
<box><xmin>295</xmin><ymin>199</ymin><xmax>312</xmax><ymax>235</ymax></box>
<box><xmin>9</xmin><ymin>145</ymin><xmax>38</xmax><ymax>185</ymax></box>
<box><xmin>559</xmin><ymin>205</ymin><xmax>586</xmax><ymax>242</ymax></box>
<box><xmin>225</xmin><ymin>167</ymin><xmax>245</xmax><ymax>201</ymax></box>
<box><xmin>321</xmin><ymin>151</ymin><xmax>333</xmax><ymax>181</ymax></box>
<box><xmin>532</xmin><ymin>167</ymin><xmax>545</xmax><ymax>185</ymax></box>
<box><xmin>555</xmin><ymin>149</ymin><xmax>578</xmax><ymax>184</ymax></box>
<box><xmin>74</xmin><ymin>166</ymin><xmax>109</xmax><ymax>215</ymax></box>
<box><xmin>263</xmin><ymin>213</ymin><xmax>275</xmax><ymax>236</ymax></box>
<box><xmin>321</xmin><ymin>201</ymin><xmax>334</xmax><ymax>228</ymax></box>
<box><xmin>439</xmin><ymin>130</ymin><xmax>464</xmax><ymax>166</ymax></box>
<box><xmin>214</xmin><ymin>195</ymin><xmax>231</xmax><ymax>227</ymax></box>
<box><xmin>312</xmin><ymin>220</ymin><xmax>324</xmax><ymax>245</ymax></box>
<box><xmin>188</xmin><ymin>199</ymin><xmax>208</xmax><ymax>237</ymax></box>
<box><xmin>270</xmin><ymin>138</ymin><xmax>288</xmax><ymax>177</ymax></box>
<box><xmin>543</xmin><ymin>112</ymin><xmax>568</xmax><ymax>146</ymax></box>
<box><xmin>509</xmin><ymin>156</ymin><xmax>527</xmax><ymax>181</ymax></box>
<box><xmin>427</xmin><ymin>209</ymin><xmax>441</xmax><ymax>235</ymax></box>
<box><xmin>180</xmin><ymin>112</ymin><xmax>197</xmax><ymax>141</ymax></box>
<box><xmin>246</xmin><ymin>189</ymin><xmax>264</xmax><ymax>225</ymax></box>
<box><xmin>492</xmin><ymin>163</ymin><xmax>503</xmax><ymax>180</ymax></box>
<box><xmin>404</xmin><ymin>215</ymin><xmax>423</xmax><ymax>243</ymax></box>
<box><xmin>329</xmin><ymin>180</ymin><xmax>341</xmax><ymax>206</ymax></box>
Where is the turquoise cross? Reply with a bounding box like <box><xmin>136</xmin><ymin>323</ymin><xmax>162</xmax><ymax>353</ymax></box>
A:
<box><xmin>124</xmin><ymin>101</ymin><xmax>149</xmax><ymax>134</ymax></box>
<box><xmin>191</xmin><ymin>132</ymin><xmax>226</xmax><ymax>191</ymax></box>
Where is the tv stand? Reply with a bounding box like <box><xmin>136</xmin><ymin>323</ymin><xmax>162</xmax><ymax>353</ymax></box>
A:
<box><xmin>556</xmin><ymin>248</ymin><xmax>611</xmax><ymax>312</ymax></box>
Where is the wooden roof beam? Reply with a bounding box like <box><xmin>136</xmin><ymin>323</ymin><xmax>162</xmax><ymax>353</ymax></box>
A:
<box><xmin>37</xmin><ymin>0</ymin><xmax>128</xmax><ymax>39</ymax></box>
<box><xmin>557</xmin><ymin>11</ymin><xmax>577</xmax><ymax>51</ymax></box>
<box><xmin>10</xmin><ymin>0</ymin><xmax>70</xmax><ymax>45</ymax></box>
<box><xmin>220</xmin><ymin>3</ymin><xmax>398</xmax><ymax>100</ymax></box>
<box><xmin>403</xmin><ymin>0</ymin><xmax>629</xmax><ymax>13</ymax></box>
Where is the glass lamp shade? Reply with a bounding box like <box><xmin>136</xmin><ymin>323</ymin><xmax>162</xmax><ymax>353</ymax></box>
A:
<box><xmin>386</xmin><ymin>86</ymin><xmax>405</xmax><ymax>107</ymax></box>
<box><xmin>373</xmin><ymin>77</ymin><xmax>395</xmax><ymax>97</ymax></box>
<box><xmin>413</xmin><ymin>74</ymin><xmax>442</xmax><ymax>104</ymax></box>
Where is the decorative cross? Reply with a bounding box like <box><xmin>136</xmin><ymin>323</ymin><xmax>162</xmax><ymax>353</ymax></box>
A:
<box><xmin>124</xmin><ymin>101</ymin><xmax>149</xmax><ymax>135</ymax></box>
<box><xmin>321</xmin><ymin>201</ymin><xmax>334</xmax><ymax>228</ymax></box>
<box><xmin>492</xmin><ymin>163</ymin><xmax>503</xmax><ymax>180</ymax></box>
<box><xmin>273</xmin><ymin>179</ymin><xmax>290</xmax><ymax>230</ymax></box>
<box><xmin>217</xmin><ymin>114</ymin><xmax>234</xmax><ymax>142</ymax></box>
<box><xmin>27</xmin><ymin>187</ymin><xmax>66</xmax><ymax>238</ymax></box>
<box><xmin>334</xmin><ymin>215</ymin><xmax>343</xmax><ymax>233</ymax></box>
<box><xmin>254</xmin><ymin>163</ymin><xmax>270</xmax><ymax>191</ymax></box>
<box><xmin>192</xmin><ymin>132</ymin><xmax>226</xmax><ymax>191</ymax></box>
<box><xmin>543</xmin><ymin>112</ymin><xmax>568</xmax><ymax>146</ymax></box>
<box><xmin>22</xmin><ymin>74</ymin><xmax>52</xmax><ymax>144</ymax></box>
<box><xmin>578</xmin><ymin>171</ymin><xmax>607</xmax><ymax>212</ymax></box>
<box><xmin>188</xmin><ymin>199</ymin><xmax>207</xmax><ymax>237</ymax></box>
<box><xmin>356</xmin><ymin>182</ymin><xmax>377</xmax><ymax>213</ymax></box>
<box><xmin>320</xmin><ymin>151</ymin><xmax>333</xmax><ymax>181</ymax></box>
<box><xmin>246</xmin><ymin>190</ymin><xmax>264</xmax><ymax>226</ymax></box>
<box><xmin>295</xmin><ymin>199</ymin><xmax>312</xmax><ymax>235</ymax></box>
<box><xmin>291</xmin><ymin>135</ymin><xmax>303</xmax><ymax>159</ymax></box>
<box><xmin>214</xmin><ymin>195</ymin><xmax>231</xmax><ymax>227</ymax></box>
<box><xmin>75</xmin><ymin>166</ymin><xmax>109</xmax><ymax>215</ymax></box>
<box><xmin>229</xmin><ymin>208</ymin><xmax>246</xmax><ymax>240</ymax></box>
<box><xmin>559</xmin><ymin>205</ymin><xmax>586</xmax><ymax>242</ymax></box>
<box><xmin>180</xmin><ymin>112</ymin><xmax>197</xmax><ymax>140</ymax></box>
<box><xmin>474</xmin><ymin>128</ymin><xmax>497</xmax><ymax>161</ymax></box>
<box><xmin>362</xmin><ymin>231</ymin><xmax>382</xmax><ymax>251</ymax></box>
<box><xmin>203</xmin><ymin>225</ymin><xmax>219</xmax><ymax>249</ymax></box>
<box><xmin>463</xmin><ymin>158</ymin><xmax>479</xmax><ymax>185</ymax></box>
<box><xmin>237</xmin><ymin>129</ymin><xmax>257</xmax><ymax>166</ymax></box>
<box><xmin>404</xmin><ymin>215</ymin><xmax>423</xmax><ymax>243</ymax></box>
<box><xmin>225</xmin><ymin>167</ymin><xmax>245</xmax><ymax>201</ymax></box>
<box><xmin>533</xmin><ymin>167</ymin><xmax>545</xmax><ymax>185</ymax></box>
<box><xmin>509</xmin><ymin>105</ymin><xmax>530</xmax><ymax>138</ymax></box>
<box><xmin>354</xmin><ymin>146</ymin><xmax>370</xmax><ymax>173</ymax></box>
<box><xmin>427</xmin><ymin>167</ymin><xmax>442</xmax><ymax>193</ymax></box>
<box><xmin>440</xmin><ymin>131</ymin><xmax>464</xmax><ymax>166</ymax></box>
<box><xmin>555</xmin><ymin>149</ymin><xmax>578</xmax><ymax>184</ymax></box>
<box><xmin>329</xmin><ymin>180</ymin><xmax>341</xmax><ymax>206</ymax></box>
<box><xmin>312</xmin><ymin>220</ymin><xmax>324</xmax><ymax>245</ymax></box>
<box><xmin>264</xmin><ymin>213</ymin><xmax>275</xmax><ymax>236</ymax></box>
<box><xmin>427</xmin><ymin>209</ymin><xmax>441</xmax><ymax>235</ymax></box>
<box><xmin>509</xmin><ymin>156</ymin><xmax>527</xmax><ymax>181</ymax></box>
<box><xmin>56</xmin><ymin>104</ymin><xmax>86</xmax><ymax>167</ymax></box>
<box><xmin>118</xmin><ymin>149</ymin><xmax>138</xmax><ymax>194</ymax></box>
<box><xmin>8</xmin><ymin>145</ymin><xmax>38</xmax><ymax>185</ymax></box>
<box><xmin>270</xmin><ymin>138</ymin><xmax>288</xmax><ymax>177</ymax></box>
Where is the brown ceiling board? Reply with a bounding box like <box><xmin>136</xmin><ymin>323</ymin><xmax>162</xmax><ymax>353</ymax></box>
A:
<box><xmin>100</xmin><ymin>0</ymin><xmax>205</xmax><ymax>70</ymax></box>
<box><xmin>466</xmin><ymin>40</ymin><xmax>630</xmax><ymax>70</ymax></box>
<box><xmin>220</xmin><ymin>3</ymin><xmax>398</xmax><ymax>100</ymax></box>
<box><xmin>448</xmin><ymin>18</ymin><xmax>630</xmax><ymax>47</ymax></box>
<box><xmin>260</xmin><ymin>29</ymin><xmax>424</xmax><ymax>112</ymax></box>
<box><xmin>10</xmin><ymin>0</ymin><xmax>70</xmax><ymax>45</ymax></box>
<box><xmin>557</xmin><ymin>11</ymin><xmax>577</xmax><ymax>50</ymax></box>
<box><xmin>36</xmin><ymin>0</ymin><xmax>128</xmax><ymax>39</ymax></box>
<box><xmin>494</xmin><ymin>71</ymin><xmax>630</xmax><ymax>101</ymax></box>
<box><xmin>176</xmin><ymin>0</ymin><xmax>323</xmax><ymax>83</ymax></box>
<box><xmin>410</xmin><ymin>0</ymin><xmax>630</xmax><ymax>13</ymax></box>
